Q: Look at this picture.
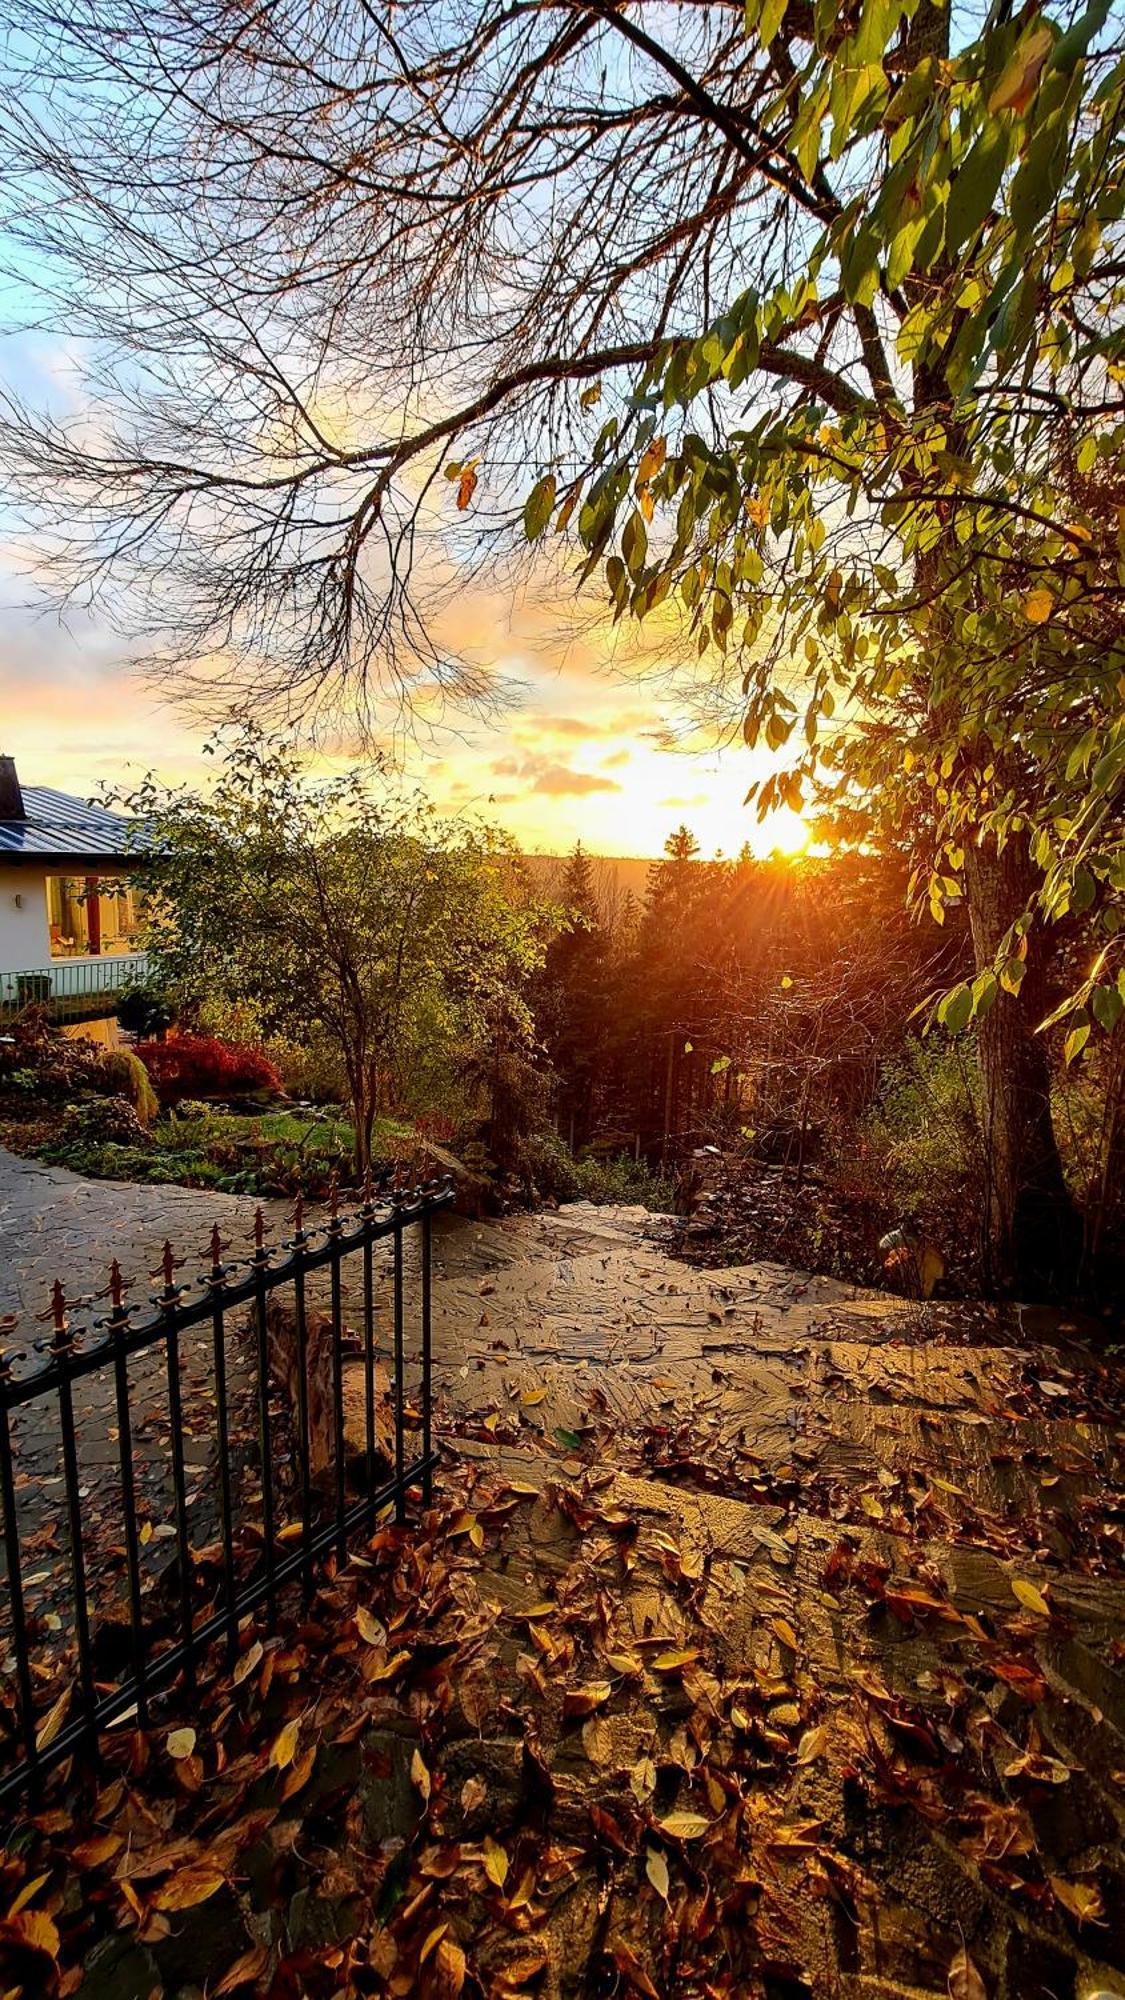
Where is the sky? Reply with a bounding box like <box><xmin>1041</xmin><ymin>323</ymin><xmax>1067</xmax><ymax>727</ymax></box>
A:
<box><xmin>0</xmin><ymin>335</ymin><xmax>807</xmax><ymax>861</ymax></box>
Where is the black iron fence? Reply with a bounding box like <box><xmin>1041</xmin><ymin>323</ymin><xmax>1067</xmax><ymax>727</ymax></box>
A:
<box><xmin>0</xmin><ymin>1174</ymin><xmax>453</xmax><ymax>1803</ymax></box>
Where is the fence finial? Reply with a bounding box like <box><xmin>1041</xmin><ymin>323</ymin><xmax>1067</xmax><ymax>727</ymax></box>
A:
<box><xmin>109</xmin><ymin>1259</ymin><xmax>126</xmax><ymax>1313</ymax></box>
<box><xmin>49</xmin><ymin>1279</ymin><xmax>68</xmax><ymax>1343</ymax></box>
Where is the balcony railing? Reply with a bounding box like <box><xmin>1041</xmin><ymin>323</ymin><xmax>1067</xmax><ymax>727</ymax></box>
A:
<box><xmin>0</xmin><ymin>951</ymin><xmax>149</xmax><ymax>1024</ymax></box>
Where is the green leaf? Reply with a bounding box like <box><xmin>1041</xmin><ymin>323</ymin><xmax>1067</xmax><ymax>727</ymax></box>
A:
<box><xmin>1092</xmin><ymin>984</ymin><xmax>1123</xmax><ymax>1033</ymax></box>
<box><xmin>1064</xmin><ymin>1020</ymin><xmax>1091</xmax><ymax>1065</ymax></box>
<box><xmin>938</xmin><ymin>983</ymin><xmax>973</xmax><ymax>1034</ymax></box>
<box><xmin>945</xmin><ymin>122</ymin><xmax>1009</xmax><ymax>256</ymax></box>
<box><xmin>523</xmin><ymin>475</ymin><xmax>557</xmax><ymax>542</ymax></box>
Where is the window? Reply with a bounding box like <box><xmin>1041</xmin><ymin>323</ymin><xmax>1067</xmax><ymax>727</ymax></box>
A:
<box><xmin>47</xmin><ymin>875</ymin><xmax>141</xmax><ymax>958</ymax></box>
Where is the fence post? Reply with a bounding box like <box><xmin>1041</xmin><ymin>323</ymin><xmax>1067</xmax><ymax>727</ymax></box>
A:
<box><xmin>156</xmin><ymin>1242</ymin><xmax>195</xmax><ymax>1693</ymax></box>
<box><xmin>0</xmin><ymin>1345</ymin><xmax>38</xmax><ymax>1780</ymax></box>
<box><xmin>286</xmin><ymin>1196</ymin><xmax>315</xmax><ymax>1597</ymax></box>
<box><xmin>50</xmin><ymin>1281</ymin><xmax>98</xmax><ymax>1752</ymax></box>
<box><xmin>109</xmin><ymin>1261</ymin><xmax>149</xmax><ymax>1724</ymax></box>
<box><xmin>206</xmin><ymin>1225</ymin><xmax>238</xmax><ymax>1662</ymax></box>
<box><xmin>361</xmin><ymin>1172</ymin><xmax>377</xmax><ymax>1522</ymax></box>
<box><xmin>392</xmin><ymin>1177</ymin><xmax>406</xmax><ymax>1524</ymax></box>
<box><xmin>251</xmin><ymin>1209</ymin><xmax>278</xmax><ymax>1622</ymax></box>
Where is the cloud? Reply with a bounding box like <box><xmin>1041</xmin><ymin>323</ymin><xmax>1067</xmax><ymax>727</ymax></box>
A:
<box><xmin>531</xmin><ymin>763</ymin><xmax>622</xmax><ymax>797</ymax></box>
<box><xmin>658</xmin><ymin>793</ymin><xmax>711</xmax><ymax>808</ymax></box>
<box><xmin>601</xmin><ymin>748</ymin><xmax>631</xmax><ymax>769</ymax></box>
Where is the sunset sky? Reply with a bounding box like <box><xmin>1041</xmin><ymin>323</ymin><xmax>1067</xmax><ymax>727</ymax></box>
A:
<box><xmin>0</xmin><ymin>331</ymin><xmax>805</xmax><ymax>862</ymax></box>
<box><xmin>0</xmin><ymin>585</ymin><xmax>811</xmax><ymax>860</ymax></box>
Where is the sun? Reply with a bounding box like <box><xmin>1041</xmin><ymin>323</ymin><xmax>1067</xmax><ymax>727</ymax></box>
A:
<box><xmin>748</xmin><ymin>806</ymin><xmax>811</xmax><ymax>858</ymax></box>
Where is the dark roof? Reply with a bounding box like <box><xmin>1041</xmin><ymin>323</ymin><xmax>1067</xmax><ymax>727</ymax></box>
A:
<box><xmin>0</xmin><ymin>786</ymin><xmax>147</xmax><ymax>867</ymax></box>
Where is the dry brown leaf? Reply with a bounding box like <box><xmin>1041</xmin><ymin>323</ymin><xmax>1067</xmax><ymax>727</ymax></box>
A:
<box><xmin>215</xmin><ymin>1944</ymin><xmax>270</xmax><ymax>1994</ymax></box>
<box><xmin>155</xmin><ymin>1867</ymin><xmax>226</xmax><ymax>1911</ymax></box>
<box><xmin>35</xmin><ymin>1689</ymin><xmax>71</xmax><ymax>1754</ymax></box>
<box><xmin>433</xmin><ymin>1938</ymin><xmax>467</xmax><ymax>1998</ymax></box>
<box><xmin>656</xmin><ymin>1811</ymin><xmax>711</xmax><ymax>1840</ymax></box>
<box><xmin>356</xmin><ymin>1606</ymin><xmax>387</xmax><ymax>1647</ymax></box>
<box><xmin>947</xmin><ymin>1946</ymin><xmax>987</xmax><ymax>2000</ymax></box>
<box><xmin>1050</xmin><ymin>1875</ymin><xmax>1104</xmax><ymax>1925</ymax></box>
<box><xmin>644</xmin><ymin>1847</ymin><xmax>670</xmax><ymax>1902</ymax></box>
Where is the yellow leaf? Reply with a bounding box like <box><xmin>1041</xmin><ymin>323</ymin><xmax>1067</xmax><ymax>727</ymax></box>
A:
<box><xmin>563</xmin><ymin>1681</ymin><xmax>612</xmax><ymax>1718</ymax></box>
<box><xmin>645</xmin><ymin>1847</ymin><xmax>670</xmax><ymax>1901</ymax></box>
<box><xmin>651</xmin><ymin>1649</ymin><xmax>701</xmax><ymax>1673</ymax></box>
<box><xmin>6</xmin><ymin>1872</ymin><xmax>51</xmax><ymax>1917</ymax></box>
<box><xmin>1011</xmin><ymin>1577</ymin><xmax>1051</xmax><ymax>1619</ymax></box>
<box><xmin>411</xmin><ymin>1747</ymin><xmax>431</xmax><ymax>1803</ymax></box>
<box><xmin>155</xmin><ymin>1867</ymin><xmax>226</xmax><ymax>1911</ymax></box>
<box><xmin>6</xmin><ymin>1909</ymin><xmax>60</xmax><ymax>1959</ymax></box>
<box><xmin>1023</xmin><ymin>587</ymin><xmax>1053</xmax><ymax>625</ymax></box>
<box><xmin>771</xmin><ymin>1617</ymin><xmax>800</xmax><ymax>1652</ymax></box>
<box><xmin>483</xmin><ymin>1835</ymin><xmax>509</xmax><ymax>1888</ymax></box>
<box><xmin>233</xmin><ymin>1641</ymin><xmax>263</xmax><ymax>1686</ymax></box>
<box><xmin>270</xmin><ymin>1718</ymin><xmax>301</xmax><ymax>1770</ymax></box>
<box><xmin>795</xmin><ymin>1726</ymin><xmax>827</xmax><ymax>1765</ymax></box>
<box><xmin>520</xmin><ymin>1386</ymin><xmax>548</xmax><ymax>1407</ymax></box>
<box><xmin>419</xmin><ymin>1922</ymin><xmax>448</xmax><ymax>1964</ymax></box>
<box><xmin>507</xmin><ymin>1868</ymin><xmax>537</xmax><ymax>1911</ymax></box>
<box><xmin>35</xmin><ymin>1688</ymin><xmax>70</xmax><ymax>1754</ymax></box>
<box><xmin>356</xmin><ymin>1607</ymin><xmax>386</xmax><ymax>1647</ymax></box>
<box><xmin>657</xmin><ymin>1811</ymin><xmax>711</xmax><ymax>1839</ymax></box>
<box><xmin>166</xmin><ymin>1727</ymin><xmax>197</xmax><ymax>1761</ymax></box>
<box><xmin>1049</xmin><ymin>1875</ymin><xmax>1104</xmax><ymax>1925</ymax></box>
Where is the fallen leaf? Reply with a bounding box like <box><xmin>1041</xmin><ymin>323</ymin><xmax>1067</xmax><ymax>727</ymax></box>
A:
<box><xmin>483</xmin><ymin>1836</ymin><xmax>509</xmax><ymax>1888</ymax></box>
<box><xmin>166</xmin><ymin>1727</ymin><xmax>197</xmax><ymax>1761</ymax></box>
<box><xmin>411</xmin><ymin>1747</ymin><xmax>431</xmax><ymax>1803</ymax></box>
<box><xmin>795</xmin><ymin>1726</ymin><xmax>827</xmax><ymax>1765</ymax></box>
<box><xmin>948</xmin><ymin>1946</ymin><xmax>987</xmax><ymax>2000</ymax></box>
<box><xmin>155</xmin><ymin>1867</ymin><xmax>226</xmax><ymax>1910</ymax></box>
<box><xmin>356</xmin><ymin>1606</ymin><xmax>387</xmax><ymax>1647</ymax></box>
<box><xmin>1011</xmin><ymin>1578</ymin><xmax>1051</xmax><ymax>1619</ymax></box>
<box><xmin>644</xmin><ymin>1847</ymin><xmax>670</xmax><ymax>1901</ymax></box>
<box><xmin>656</xmin><ymin>1811</ymin><xmax>711</xmax><ymax>1840</ymax></box>
<box><xmin>35</xmin><ymin>1689</ymin><xmax>71</xmax><ymax>1754</ymax></box>
<box><xmin>269</xmin><ymin>1718</ymin><xmax>301</xmax><ymax>1770</ymax></box>
<box><xmin>563</xmin><ymin>1682</ymin><xmax>612</xmax><ymax>1719</ymax></box>
<box><xmin>215</xmin><ymin>1944</ymin><xmax>270</xmax><ymax>1994</ymax></box>
<box><xmin>1050</xmin><ymin>1875</ymin><xmax>1104</xmax><ymax>1925</ymax></box>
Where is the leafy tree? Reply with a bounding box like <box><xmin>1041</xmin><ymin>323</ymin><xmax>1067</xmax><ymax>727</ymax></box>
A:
<box><xmin>118</xmin><ymin>731</ymin><xmax>550</xmax><ymax>1174</ymax></box>
<box><xmin>536</xmin><ymin>843</ymin><xmax>615</xmax><ymax>1148</ymax></box>
<box><xmin>1</xmin><ymin>0</ymin><xmax>1123</xmax><ymax>1282</ymax></box>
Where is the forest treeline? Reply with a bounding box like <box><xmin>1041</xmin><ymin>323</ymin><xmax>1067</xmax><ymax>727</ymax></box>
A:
<box><xmin>527</xmin><ymin>833</ymin><xmax>1123</xmax><ymax>1309</ymax></box>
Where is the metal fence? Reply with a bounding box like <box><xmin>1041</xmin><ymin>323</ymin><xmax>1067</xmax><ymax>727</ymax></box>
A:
<box><xmin>0</xmin><ymin>1174</ymin><xmax>452</xmax><ymax>1802</ymax></box>
<box><xmin>0</xmin><ymin>951</ymin><xmax>150</xmax><ymax>1024</ymax></box>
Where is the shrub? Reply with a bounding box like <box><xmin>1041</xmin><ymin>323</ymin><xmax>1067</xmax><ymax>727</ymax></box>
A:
<box><xmin>102</xmin><ymin>1048</ymin><xmax>159</xmax><ymax>1127</ymax></box>
<box><xmin>57</xmin><ymin>1095</ymin><xmax>153</xmax><ymax>1149</ymax></box>
<box><xmin>134</xmin><ymin>1033</ymin><xmax>284</xmax><ymax>1105</ymax></box>
<box><xmin>117</xmin><ymin>982</ymin><xmax>175</xmax><ymax>1038</ymax></box>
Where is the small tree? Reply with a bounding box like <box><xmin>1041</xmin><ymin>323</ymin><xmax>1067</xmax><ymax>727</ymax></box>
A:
<box><xmin>117</xmin><ymin>730</ymin><xmax>550</xmax><ymax>1175</ymax></box>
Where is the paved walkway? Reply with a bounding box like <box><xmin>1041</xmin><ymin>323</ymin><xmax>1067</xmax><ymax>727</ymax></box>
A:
<box><xmin>2</xmin><ymin>1151</ymin><xmax>1125</xmax><ymax>1998</ymax></box>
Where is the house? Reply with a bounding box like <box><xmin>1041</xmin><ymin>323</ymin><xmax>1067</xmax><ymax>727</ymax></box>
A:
<box><xmin>0</xmin><ymin>755</ymin><xmax>149</xmax><ymax>1040</ymax></box>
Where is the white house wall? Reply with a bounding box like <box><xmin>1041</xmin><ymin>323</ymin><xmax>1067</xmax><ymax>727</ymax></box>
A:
<box><xmin>0</xmin><ymin>864</ymin><xmax>51</xmax><ymax>973</ymax></box>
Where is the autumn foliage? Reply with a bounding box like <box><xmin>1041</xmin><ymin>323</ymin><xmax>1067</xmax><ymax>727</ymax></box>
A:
<box><xmin>134</xmin><ymin>1033</ymin><xmax>283</xmax><ymax>1106</ymax></box>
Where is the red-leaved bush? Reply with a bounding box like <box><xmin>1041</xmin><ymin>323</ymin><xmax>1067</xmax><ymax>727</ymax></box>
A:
<box><xmin>134</xmin><ymin>1034</ymin><xmax>284</xmax><ymax>1105</ymax></box>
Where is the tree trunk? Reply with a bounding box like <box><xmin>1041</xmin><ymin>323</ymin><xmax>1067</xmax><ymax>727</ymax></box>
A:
<box><xmin>963</xmin><ymin>840</ymin><xmax>1079</xmax><ymax>1295</ymax></box>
